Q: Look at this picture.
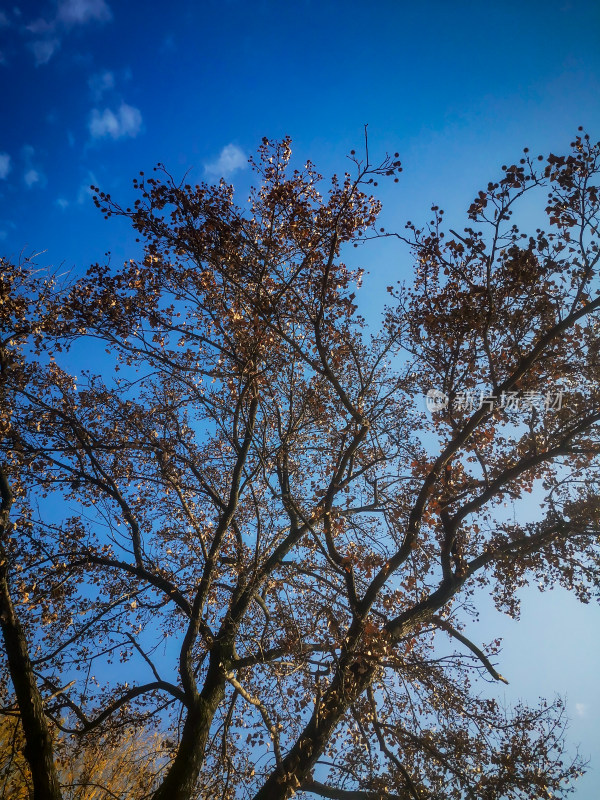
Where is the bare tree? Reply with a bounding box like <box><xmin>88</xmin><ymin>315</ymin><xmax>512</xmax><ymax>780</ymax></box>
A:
<box><xmin>1</xmin><ymin>132</ymin><xmax>599</xmax><ymax>799</ymax></box>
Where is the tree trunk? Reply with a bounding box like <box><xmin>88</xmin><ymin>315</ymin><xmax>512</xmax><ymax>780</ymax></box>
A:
<box><xmin>0</xmin><ymin>569</ymin><xmax>63</xmax><ymax>800</ymax></box>
<box><xmin>0</xmin><ymin>466</ymin><xmax>63</xmax><ymax>800</ymax></box>
<box><xmin>151</xmin><ymin>663</ymin><xmax>226</xmax><ymax>800</ymax></box>
<box><xmin>252</xmin><ymin>662</ymin><xmax>375</xmax><ymax>800</ymax></box>
<box><xmin>252</xmin><ymin>590</ymin><xmax>460</xmax><ymax>800</ymax></box>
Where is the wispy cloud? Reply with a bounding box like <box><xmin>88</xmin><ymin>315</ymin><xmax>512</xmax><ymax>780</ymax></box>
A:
<box><xmin>160</xmin><ymin>34</ymin><xmax>175</xmax><ymax>54</ymax></box>
<box><xmin>23</xmin><ymin>0</ymin><xmax>112</xmax><ymax>66</ymax></box>
<box><xmin>88</xmin><ymin>69</ymin><xmax>115</xmax><ymax>100</ymax></box>
<box><xmin>26</xmin><ymin>17</ymin><xmax>55</xmax><ymax>35</ymax></box>
<box><xmin>57</xmin><ymin>0</ymin><xmax>112</xmax><ymax>26</ymax></box>
<box><xmin>0</xmin><ymin>10</ymin><xmax>12</xmax><ymax>62</ymax></box>
<box><xmin>0</xmin><ymin>219</ymin><xmax>15</xmax><ymax>241</ymax></box>
<box><xmin>24</xmin><ymin>169</ymin><xmax>42</xmax><ymax>187</ymax></box>
<box><xmin>29</xmin><ymin>37</ymin><xmax>61</xmax><ymax>65</ymax></box>
<box><xmin>22</xmin><ymin>145</ymin><xmax>46</xmax><ymax>189</ymax></box>
<box><xmin>575</xmin><ymin>703</ymin><xmax>587</xmax><ymax>717</ymax></box>
<box><xmin>88</xmin><ymin>103</ymin><xmax>143</xmax><ymax>141</ymax></box>
<box><xmin>0</xmin><ymin>153</ymin><xmax>11</xmax><ymax>180</ymax></box>
<box><xmin>204</xmin><ymin>144</ymin><xmax>247</xmax><ymax>179</ymax></box>
<box><xmin>77</xmin><ymin>171</ymin><xmax>98</xmax><ymax>204</ymax></box>
<box><xmin>56</xmin><ymin>197</ymin><xmax>70</xmax><ymax>210</ymax></box>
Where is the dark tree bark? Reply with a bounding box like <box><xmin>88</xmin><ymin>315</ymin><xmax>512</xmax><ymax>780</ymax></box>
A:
<box><xmin>0</xmin><ymin>466</ymin><xmax>63</xmax><ymax>800</ymax></box>
<box><xmin>151</xmin><ymin>648</ymin><xmax>229</xmax><ymax>800</ymax></box>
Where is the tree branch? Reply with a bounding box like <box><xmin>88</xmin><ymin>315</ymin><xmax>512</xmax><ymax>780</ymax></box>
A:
<box><xmin>431</xmin><ymin>616</ymin><xmax>508</xmax><ymax>684</ymax></box>
<box><xmin>301</xmin><ymin>780</ymin><xmax>412</xmax><ymax>800</ymax></box>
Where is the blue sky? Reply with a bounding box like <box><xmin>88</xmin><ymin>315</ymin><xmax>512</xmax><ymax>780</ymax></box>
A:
<box><xmin>1</xmin><ymin>0</ymin><xmax>600</xmax><ymax>796</ymax></box>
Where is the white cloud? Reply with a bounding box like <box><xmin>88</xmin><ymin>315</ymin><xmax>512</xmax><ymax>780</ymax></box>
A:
<box><xmin>57</xmin><ymin>0</ymin><xmax>112</xmax><ymax>26</ymax></box>
<box><xmin>88</xmin><ymin>103</ymin><xmax>142</xmax><ymax>140</ymax></box>
<box><xmin>88</xmin><ymin>69</ymin><xmax>115</xmax><ymax>99</ymax></box>
<box><xmin>160</xmin><ymin>34</ymin><xmax>175</xmax><ymax>53</ymax></box>
<box><xmin>78</xmin><ymin>185</ymin><xmax>93</xmax><ymax>204</ymax></box>
<box><xmin>0</xmin><ymin>153</ymin><xmax>11</xmax><ymax>179</ymax></box>
<box><xmin>204</xmin><ymin>144</ymin><xmax>247</xmax><ymax>179</ymax></box>
<box><xmin>77</xmin><ymin>182</ymin><xmax>94</xmax><ymax>204</ymax></box>
<box><xmin>22</xmin><ymin>146</ymin><xmax>46</xmax><ymax>188</ymax></box>
<box><xmin>30</xmin><ymin>38</ymin><xmax>60</xmax><ymax>65</ymax></box>
<box><xmin>56</xmin><ymin>197</ymin><xmax>69</xmax><ymax>209</ymax></box>
<box><xmin>77</xmin><ymin>171</ymin><xmax>98</xmax><ymax>205</ymax></box>
<box><xmin>575</xmin><ymin>703</ymin><xmax>587</xmax><ymax>717</ymax></box>
<box><xmin>0</xmin><ymin>219</ymin><xmax>15</xmax><ymax>240</ymax></box>
<box><xmin>24</xmin><ymin>169</ymin><xmax>41</xmax><ymax>187</ymax></box>
<box><xmin>26</xmin><ymin>18</ymin><xmax>55</xmax><ymax>35</ymax></box>
<box><xmin>23</xmin><ymin>0</ymin><xmax>111</xmax><ymax>66</ymax></box>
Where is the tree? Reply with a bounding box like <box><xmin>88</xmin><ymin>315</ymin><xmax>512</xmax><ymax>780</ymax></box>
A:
<box><xmin>0</xmin><ymin>263</ymin><xmax>65</xmax><ymax>800</ymax></box>
<box><xmin>1</xmin><ymin>131</ymin><xmax>599</xmax><ymax>800</ymax></box>
<box><xmin>0</xmin><ymin>712</ymin><xmax>163</xmax><ymax>799</ymax></box>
